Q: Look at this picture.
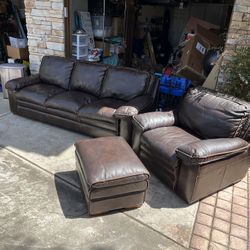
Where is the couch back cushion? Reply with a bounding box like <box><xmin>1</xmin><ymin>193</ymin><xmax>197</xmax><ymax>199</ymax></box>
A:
<box><xmin>70</xmin><ymin>62</ymin><xmax>108</xmax><ymax>96</ymax></box>
<box><xmin>39</xmin><ymin>56</ymin><xmax>74</xmax><ymax>89</ymax></box>
<box><xmin>178</xmin><ymin>87</ymin><xmax>250</xmax><ymax>140</ymax></box>
<box><xmin>100</xmin><ymin>67</ymin><xmax>150</xmax><ymax>101</ymax></box>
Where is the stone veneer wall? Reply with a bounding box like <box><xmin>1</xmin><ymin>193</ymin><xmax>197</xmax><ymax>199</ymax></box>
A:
<box><xmin>225</xmin><ymin>0</ymin><xmax>250</xmax><ymax>51</ymax></box>
<box><xmin>24</xmin><ymin>0</ymin><xmax>65</xmax><ymax>74</ymax></box>
<box><xmin>217</xmin><ymin>0</ymin><xmax>250</xmax><ymax>85</ymax></box>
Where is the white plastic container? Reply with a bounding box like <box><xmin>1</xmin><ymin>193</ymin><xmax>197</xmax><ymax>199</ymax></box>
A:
<box><xmin>72</xmin><ymin>33</ymin><xmax>89</xmax><ymax>60</ymax></box>
<box><xmin>0</xmin><ymin>63</ymin><xmax>26</xmax><ymax>99</ymax></box>
<box><xmin>72</xmin><ymin>33</ymin><xmax>88</xmax><ymax>46</ymax></box>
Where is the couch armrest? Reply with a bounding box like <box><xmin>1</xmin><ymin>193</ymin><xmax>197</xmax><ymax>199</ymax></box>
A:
<box><xmin>113</xmin><ymin>95</ymin><xmax>154</xmax><ymax>119</ymax></box>
<box><xmin>132</xmin><ymin>111</ymin><xmax>176</xmax><ymax>153</ymax></box>
<box><xmin>176</xmin><ymin>138</ymin><xmax>249</xmax><ymax>165</ymax></box>
<box><xmin>5</xmin><ymin>74</ymin><xmax>40</xmax><ymax>91</ymax></box>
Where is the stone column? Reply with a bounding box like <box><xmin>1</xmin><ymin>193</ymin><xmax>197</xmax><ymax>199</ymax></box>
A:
<box><xmin>217</xmin><ymin>0</ymin><xmax>250</xmax><ymax>86</ymax></box>
<box><xmin>24</xmin><ymin>0</ymin><xmax>65</xmax><ymax>74</ymax></box>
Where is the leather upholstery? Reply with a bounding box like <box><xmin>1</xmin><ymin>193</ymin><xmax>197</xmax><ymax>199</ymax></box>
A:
<box><xmin>132</xmin><ymin>111</ymin><xmax>176</xmax><ymax>153</ymax></box>
<box><xmin>176</xmin><ymin>138</ymin><xmax>249</xmax><ymax>165</ymax></box>
<box><xmin>132</xmin><ymin>87</ymin><xmax>250</xmax><ymax>203</ymax></box>
<box><xmin>40</xmin><ymin>56</ymin><xmax>74</xmax><ymax>89</ymax></box>
<box><xmin>5</xmin><ymin>74</ymin><xmax>40</xmax><ymax>91</ymax></box>
<box><xmin>140</xmin><ymin>126</ymin><xmax>200</xmax><ymax>188</ymax></box>
<box><xmin>78</xmin><ymin>98</ymin><xmax>125</xmax><ymax>123</ymax></box>
<box><xmin>100</xmin><ymin>67</ymin><xmax>150</xmax><ymax>101</ymax></box>
<box><xmin>45</xmin><ymin>91</ymin><xmax>97</xmax><ymax>113</ymax></box>
<box><xmin>75</xmin><ymin>136</ymin><xmax>149</xmax><ymax>215</ymax></box>
<box><xmin>5</xmin><ymin>56</ymin><xmax>158</xmax><ymax>142</ymax></box>
<box><xmin>15</xmin><ymin>84</ymin><xmax>65</xmax><ymax>106</ymax></box>
<box><xmin>70</xmin><ymin>62</ymin><xmax>108</xmax><ymax>96</ymax></box>
<box><xmin>178</xmin><ymin>87</ymin><xmax>250</xmax><ymax>140</ymax></box>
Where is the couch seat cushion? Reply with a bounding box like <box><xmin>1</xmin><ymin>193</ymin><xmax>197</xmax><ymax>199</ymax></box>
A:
<box><xmin>45</xmin><ymin>91</ymin><xmax>97</xmax><ymax>113</ymax></box>
<box><xmin>15</xmin><ymin>84</ymin><xmax>65</xmax><ymax>106</ymax></box>
<box><xmin>78</xmin><ymin>98</ymin><xmax>125</xmax><ymax>123</ymax></box>
<box><xmin>140</xmin><ymin>126</ymin><xmax>200</xmax><ymax>188</ymax></box>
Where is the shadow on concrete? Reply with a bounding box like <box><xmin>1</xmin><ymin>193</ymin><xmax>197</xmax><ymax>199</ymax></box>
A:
<box><xmin>144</xmin><ymin>175</ymin><xmax>190</xmax><ymax>209</ymax></box>
<box><xmin>54</xmin><ymin>171</ymin><xmax>88</xmax><ymax>219</ymax></box>
<box><xmin>0</xmin><ymin>113</ymin><xmax>88</xmax><ymax>157</ymax></box>
<box><xmin>54</xmin><ymin>169</ymin><xmax>189</xmax><ymax>214</ymax></box>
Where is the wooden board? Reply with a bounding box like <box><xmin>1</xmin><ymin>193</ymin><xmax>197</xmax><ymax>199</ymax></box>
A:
<box><xmin>202</xmin><ymin>54</ymin><xmax>223</xmax><ymax>90</ymax></box>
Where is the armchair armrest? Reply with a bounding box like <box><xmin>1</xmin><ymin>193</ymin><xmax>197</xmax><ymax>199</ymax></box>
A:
<box><xmin>5</xmin><ymin>74</ymin><xmax>40</xmax><ymax>91</ymax></box>
<box><xmin>132</xmin><ymin>111</ymin><xmax>176</xmax><ymax>153</ymax></box>
<box><xmin>176</xmin><ymin>138</ymin><xmax>249</xmax><ymax>165</ymax></box>
<box><xmin>133</xmin><ymin>111</ymin><xmax>176</xmax><ymax>132</ymax></box>
<box><xmin>113</xmin><ymin>95</ymin><xmax>154</xmax><ymax>119</ymax></box>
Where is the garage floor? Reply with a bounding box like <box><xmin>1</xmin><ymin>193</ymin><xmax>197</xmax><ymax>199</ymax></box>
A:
<box><xmin>0</xmin><ymin>95</ymin><xmax>198</xmax><ymax>249</ymax></box>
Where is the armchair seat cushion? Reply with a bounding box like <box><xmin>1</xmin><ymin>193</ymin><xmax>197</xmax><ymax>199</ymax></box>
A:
<box><xmin>140</xmin><ymin>126</ymin><xmax>200</xmax><ymax>188</ymax></box>
<box><xmin>78</xmin><ymin>98</ymin><xmax>125</xmax><ymax>124</ymax></box>
<box><xmin>45</xmin><ymin>91</ymin><xmax>97</xmax><ymax>113</ymax></box>
<box><xmin>15</xmin><ymin>84</ymin><xmax>65</xmax><ymax>106</ymax></box>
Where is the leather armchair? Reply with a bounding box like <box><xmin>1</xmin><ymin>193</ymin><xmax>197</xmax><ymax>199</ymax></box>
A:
<box><xmin>132</xmin><ymin>87</ymin><xmax>250</xmax><ymax>203</ymax></box>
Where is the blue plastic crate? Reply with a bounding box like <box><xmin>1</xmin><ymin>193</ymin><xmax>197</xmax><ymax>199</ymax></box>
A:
<box><xmin>160</xmin><ymin>75</ymin><xmax>191</xmax><ymax>97</ymax></box>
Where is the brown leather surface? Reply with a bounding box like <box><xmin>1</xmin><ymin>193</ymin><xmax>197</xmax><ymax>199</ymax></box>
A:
<box><xmin>17</xmin><ymin>104</ymin><xmax>118</xmax><ymax>138</ymax></box>
<box><xmin>75</xmin><ymin>137</ymin><xmax>149</xmax><ymax>189</ymax></box>
<box><xmin>176</xmin><ymin>138</ymin><xmax>249</xmax><ymax>165</ymax></box>
<box><xmin>15</xmin><ymin>84</ymin><xmax>65</xmax><ymax>106</ymax></box>
<box><xmin>100</xmin><ymin>67</ymin><xmax>150</xmax><ymax>101</ymax></box>
<box><xmin>131</xmin><ymin>87</ymin><xmax>250</xmax><ymax>203</ymax></box>
<box><xmin>125</xmin><ymin>95</ymin><xmax>154</xmax><ymax>113</ymax></box>
<box><xmin>78</xmin><ymin>98</ymin><xmax>125</xmax><ymax>123</ymax></box>
<box><xmin>133</xmin><ymin>111</ymin><xmax>176</xmax><ymax>132</ymax></box>
<box><xmin>45</xmin><ymin>91</ymin><xmax>97</xmax><ymax>114</ymax></box>
<box><xmin>5</xmin><ymin>74</ymin><xmax>40</xmax><ymax>91</ymax></box>
<box><xmin>132</xmin><ymin>111</ymin><xmax>176</xmax><ymax>153</ymax></box>
<box><xmin>75</xmin><ymin>136</ymin><xmax>149</xmax><ymax>215</ymax></box>
<box><xmin>176</xmin><ymin>150</ymin><xmax>250</xmax><ymax>204</ymax></box>
<box><xmin>70</xmin><ymin>61</ymin><xmax>108</xmax><ymax>96</ymax></box>
<box><xmin>7</xmin><ymin>56</ymin><xmax>158</xmax><ymax>141</ymax></box>
<box><xmin>178</xmin><ymin>87</ymin><xmax>250</xmax><ymax>140</ymax></box>
<box><xmin>17</xmin><ymin>99</ymin><xmax>46</xmax><ymax>113</ymax></box>
<box><xmin>140</xmin><ymin>126</ymin><xmax>200</xmax><ymax>188</ymax></box>
<box><xmin>39</xmin><ymin>56</ymin><xmax>74</xmax><ymax>89</ymax></box>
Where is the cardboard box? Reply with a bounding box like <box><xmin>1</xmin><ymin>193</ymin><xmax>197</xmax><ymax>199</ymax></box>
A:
<box><xmin>196</xmin><ymin>25</ymin><xmax>223</xmax><ymax>47</ymax></box>
<box><xmin>7</xmin><ymin>45</ymin><xmax>29</xmax><ymax>60</ymax></box>
<box><xmin>95</xmin><ymin>41</ymin><xmax>111</xmax><ymax>57</ymax></box>
<box><xmin>177</xmin><ymin>35</ymin><xmax>209</xmax><ymax>84</ymax></box>
<box><xmin>183</xmin><ymin>16</ymin><xmax>220</xmax><ymax>35</ymax></box>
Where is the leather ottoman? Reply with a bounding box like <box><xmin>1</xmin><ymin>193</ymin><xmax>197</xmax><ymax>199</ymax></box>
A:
<box><xmin>75</xmin><ymin>136</ymin><xmax>150</xmax><ymax>215</ymax></box>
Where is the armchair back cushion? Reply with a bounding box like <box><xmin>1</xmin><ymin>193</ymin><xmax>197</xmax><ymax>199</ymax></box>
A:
<box><xmin>100</xmin><ymin>67</ymin><xmax>150</xmax><ymax>101</ymax></box>
<box><xmin>178</xmin><ymin>88</ymin><xmax>250</xmax><ymax>140</ymax></box>
<box><xmin>39</xmin><ymin>56</ymin><xmax>74</xmax><ymax>89</ymax></box>
<box><xmin>70</xmin><ymin>62</ymin><xmax>109</xmax><ymax>97</ymax></box>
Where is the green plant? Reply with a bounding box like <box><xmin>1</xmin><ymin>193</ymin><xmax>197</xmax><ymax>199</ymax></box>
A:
<box><xmin>220</xmin><ymin>46</ymin><xmax>250</xmax><ymax>102</ymax></box>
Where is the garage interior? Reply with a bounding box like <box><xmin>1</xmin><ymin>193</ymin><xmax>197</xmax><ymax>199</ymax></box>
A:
<box><xmin>65</xmin><ymin>0</ymin><xmax>235</xmax><ymax>86</ymax></box>
<box><xmin>0</xmin><ymin>0</ymin><xmax>236</xmax><ymax>91</ymax></box>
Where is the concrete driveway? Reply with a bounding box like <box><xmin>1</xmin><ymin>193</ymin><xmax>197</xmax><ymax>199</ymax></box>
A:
<box><xmin>0</xmin><ymin>95</ymin><xmax>198</xmax><ymax>249</ymax></box>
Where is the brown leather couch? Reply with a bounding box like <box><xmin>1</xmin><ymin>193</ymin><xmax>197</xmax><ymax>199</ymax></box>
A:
<box><xmin>6</xmin><ymin>56</ymin><xmax>158</xmax><ymax>142</ymax></box>
<box><xmin>132</xmin><ymin>87</ymin><xmax>250</xmax><ymax>204</ymax></box>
